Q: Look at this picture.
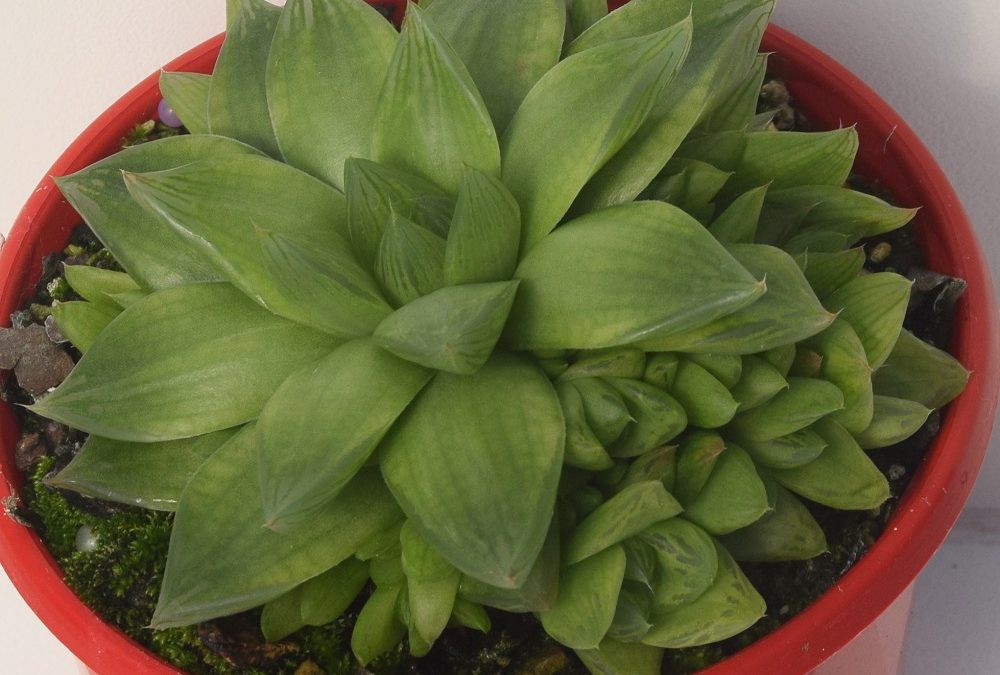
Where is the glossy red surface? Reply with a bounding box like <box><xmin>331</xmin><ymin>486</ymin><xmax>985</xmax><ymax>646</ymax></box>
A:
<box><xmin>1</xmin><ymin>6</ymin><xmax>996</xmax><ymax>675</ymax></box>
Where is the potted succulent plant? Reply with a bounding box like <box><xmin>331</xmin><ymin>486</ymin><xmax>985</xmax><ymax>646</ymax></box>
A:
<box><xmin>1</xmin><ymin>1</ymin><xmax>997</xmax><ymax>674</ymax></box>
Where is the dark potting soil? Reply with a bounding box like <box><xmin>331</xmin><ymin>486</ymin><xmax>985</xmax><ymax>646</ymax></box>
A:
<box><xmin>0</xmin><ymin>92</ymin><xmax>966</xmax><ymax>675</ymax></box>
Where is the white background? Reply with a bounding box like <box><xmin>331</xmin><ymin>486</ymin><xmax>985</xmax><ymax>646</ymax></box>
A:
<box><xmin>0</xmin><ymin>2</ymin><xmax>998</xmax><ymax>673</ymax></box>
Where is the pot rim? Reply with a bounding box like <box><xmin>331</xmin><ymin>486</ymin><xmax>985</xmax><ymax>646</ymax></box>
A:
<box><xmin>1</xmin><ymin>15</ymin><xmax>997</xmax><ymax>675</ymax></box>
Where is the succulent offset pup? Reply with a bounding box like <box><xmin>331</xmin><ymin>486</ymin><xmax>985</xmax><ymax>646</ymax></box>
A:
<box><xmin>27</xmin><ymin>0</ymin><xmax>969</xmax><ymax>671</ymax></box>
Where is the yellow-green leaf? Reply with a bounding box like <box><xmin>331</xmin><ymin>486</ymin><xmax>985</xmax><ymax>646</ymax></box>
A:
<box><xmin>159</xmin><ymin>71</ymin><xmax>211</xmax><ymax>135</ymax></box>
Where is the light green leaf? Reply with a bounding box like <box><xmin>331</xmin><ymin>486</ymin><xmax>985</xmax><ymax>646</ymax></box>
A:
<box><xmin>854</xmin><ymin>395</ymin><xmax>931</xmax><ymax>449</ymax></box>
<box><xmin>872</xmin><ymin>330</ymin><xmax>969</xmax><ymax>409</ymax></box>
<box><xmin>767</xmin><ymin>185</ymin><xmax>917</xmax><ymax>250</ymax></box>
<box><xmin>457</xmin><ymin>521</ymin><xmax>561</xmax><ymax>613</ymax></box>
<box><xmin>763</xmin><ymin>343</ymin><xmax>797</xmax><ymax>376</ymax></box>
<box><xmin>560</xmin><ymin>348</ymin><xmax>646</xmax><ymax>382</ymax></box>
<box><xmin>565</xmin><ymin>481</ymin><xmax>682</xmax><ymax>565</ymax></box>
<box><xmin>424</xmin><ymin>0</ymin><xmax>565</xmax><ymax>132</ymax></box>
<box><xmin>576</xmin><ymin>1</ymin><xmax>774</xmax><ymax>211</ymax></box>
<box><xmin>344</xmin><ymin>158</ymin><xmax>454</xmax><ymax>266</ymax></box>
<box><xmin>374</xmin><ymin>282</ymin><xmax>519</xmax><ymax>374</ymax></box>
<box><xmin>719</xmin><ymin>475</ymin><xmax>827</xmax><ymax>562</ymax></box>
<box><xmin>255</xmin><ymin>340</ymin><xmax>431</xmax><ymax>528</ymax></box>
<box><xmin>51</xmin><ymin>301</ymin><xmax>118</xmax><ymax>352</ymax></box>
<box><xmin>451</xmin><ymin>598</ymin><xmax>491</xmax><ymax>633</ymax></box>
<box><xmin>47</xmin><ymin>429</ymin><xmax>237</xmax><ymax>511</ymax></box>
<box><xmin>729</xmin><ymin>355</ymin><xmax>788</xmax><ymax>411</ymax></box>
<box><xmin>557</xmin><ymin>383</ymin><xmax>616</xmax><ymax>471</ymax></box>
<box><xmin>151</xmin><ymin>428</ymin><xmax>403</xmax><ymax>628</ymax></box>
<box><xmin>606</xmin><ymin>378</ymin><xmax>688</xmax><ymax>458</ymax></box>
<box><xmin>351</xmin><ymin>584</ymin><xmax>406</xmax><ymax>666</ymax></box>
<box><xmin>668</xmin><ymin>360</ymin><xmax>738</xmax><ymax>429</ymax></box>
<box><xmin>576</xmin><ymin>638</ymin><xmax>663</xmax><ymax>675</ymax></box>
<box><xmin>804</xmin><ymin>318</ymin><xmax>874</xmax><ymax>433</ymax></box>
<box><xmin>825</xmin><ymin>272</ymin><xmax>911</xmax><ymax>369</ymax></box>
<box><xmin>739</xmin><ymin>428</ymin><xmax>827</xmax><ymax>470</ymax></box>
<box><xmin>209</xmin><ymin>0</ymin><xmax>281</xmax><ymax>155</ymax></box>
<box><xmin>728</xmin><ymin>376</ymin><xmax>845</xmax><ymax>442</ymax></box>
<box><xmin>643</xmin><ymin>542</ymin><xmax>765</xmax><ymax>647</ymax></box>
<box><xmin>566</xmin><ymin>0</ymin><xmax>685</xmax><ymax>56</ymax></box>
<box><xmin>257</xmin><ymin>230</ymin><xmax>392</xmax><ymax>338</ymax></box>
<box><xmin>373</xmin><ymin>215</ymin><xmax>447</xmax><ymax>307</ymax></box>
<box><xmin>443</xmin><ymin>168</ymin><xmax>521</xmax><ymax>285</ymax></box>
<box><xmin>381</xmin><ymin>354</ymin><xmax>564</xmax><ymax>588</ymax></box>
<box><xmin>266</xmin><ymin>0</ymin><xmax>397</xmax><ymax>188</ymax></box>
<box><xmin>506</xmin><ymin>201</ymin><xmax>763</xmax><ymax>350</ymax></box>
<box><xmin>32</xmin><ymin>283</ymin><xmax>339</xmax><ymax>442</ymax></box>
<box><xmin>55</xmin><ymin>135</ymin><xmax>262</xmax><ymax>290</ymax></box>
<box><xmin>637</xmin><ymin>244</ymin><xmax>835</xmax><ymax>354</ymax></box>
<box><xmin>63</xmin><ymin>266</ymin><xmax>141</xmax><ymax>309</ymax></box>
<box><xmin>618</xmin><ymin>445</ymin><xmax>678</xmax><ymax>493</ymax></box>
<box><xmin>641</xmin><ymin>518</ymin><xmax>717</xmax><ymax>613</ymax></box>
<box><xmin>607</xmin><ymin>582</ymin><xmax>653</xmax><ymax>642</ymax></box>
<box><xmin>646</xmin><ymin>158</ymin><xmax>731</xmax><ymax>224</ymax></box>
<box><xmin>672</xmin><ymin>431</ymin><xmax>724</xmax><ymax>505</ymax></box>
<box><xmin>797</xmin><ymin>248</ymin><xmax>866</xmax><ymax>299</ymax></box>
<box><xmin>568</xmin><ymin>0</ymin><xmax>608</xmax><ymax>37</ymax></box>
<box><xmin>400</xmin><ymin>521</ymin><xmax>461</xmax><ymax>645</ymax></box>
<box><xmin>680</xmin><ymin>444</ymin><xmax>769</xmax><ymax>536</ymax></box>
<box><xmin>571</xmin><ymin>377</ymin><xmax>633</xmax><ymax>447</ymax></box>
<box><xmin>686</xmin><ymin>353</ymin><xmax>743</xmax><ymax>389</ymax></box>
<box><xmin>539</xmin><ymin>545</ymin><xmax>626</xmax><ymax>650</ymax></box>
<box><xmin>504</xmin><ymin>19</ymin><xmax>693</xmax><ymax>250</ymax></box>
<box><xmin>698</xmin><ymin>53</ymin><xmax>768</xmax><ymax>133</ymax></box>
<box><xmin>643</xmin><ymin>353</ymin><xmax>680</xmax><ymax>390</ymax></box>
<box><xmin>372</xmin><ymin>4</ymin><xmax>499</xmax><ymax>194</ymax></box>
<box><xmin>770</xmin><ymin>419</ymin><xmax>890</xmax><ymax>510</ymax></box>
<box><xmin>158</xmin><ymin>71</ymin><xmax>211</xmax><ymax>135</ymax></box>
<box><xmin>261</xmin><ymin>556</ymin><xmax>370</xmax><ymax>641</ymax></box>
<box><xmin>708</xmin><ymin>184</ymin><xmax>769</xmax><ymax>245</ymax></box>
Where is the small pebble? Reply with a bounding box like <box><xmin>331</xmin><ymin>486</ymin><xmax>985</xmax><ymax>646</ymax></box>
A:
<box><xmin>888</xmin><ymin>464</ymin><xmax>906</xmax><ymax>481</ymax></box>
<box><xmin>157</xmin><ymin>98</ymin><xmax>183</xmax><ymax>128</ymax></box>
<box><xmin>75</xmin><ymin>524</ymin><xmax>99</xmax><ymax>553</ymax></box>
<box><xmin>869</xmin><ymin>241</ymin><xmax>892</xmax><ymax>264</ymax></box>
<box><xmin>44</xmin><ymin>314</ymin><xmax>67</xmax><ymax>344</ymax></box>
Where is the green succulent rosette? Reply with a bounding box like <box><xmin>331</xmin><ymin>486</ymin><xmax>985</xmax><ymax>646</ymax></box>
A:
<box><xmin>35</xmin><ymin>0</ymin><xmax>969</xmax><ymax>672</ymax></box>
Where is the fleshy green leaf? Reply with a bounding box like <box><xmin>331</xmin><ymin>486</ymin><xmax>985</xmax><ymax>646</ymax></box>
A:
<box><xmin>400</xmin><ymin>521</ymin><xmax>461</xmax><ymax>645</ymax></box>
<box><xmin>770</xmin><ymin>419</ymin><xmax>890</xmax><ymax>510</ymax></box>
<box><xmin>699</xmin><ymin>53</ymin><xmax>768</xmax><ymax>133</ymax></box>
<box><xmin>729</xmin><ymin>355</ymin><xmax>787</xmax><ymax>411</ymax></box>
<box><xmin>55</xmin><ymin>135</ymin><xmax>262</xmax><ymax>290</ymax></box>
<box><xmin>51</xmin><ymin>301</ymin><xmax>118</xmax><ymax>352</ymax></box>
<box><xmin>672</xmin><ymin>431</ymin><xmax>724</xmax><ymax>505</ymax></box>
<box><xmin>344</xmin><ymin>158</ymin><xmax>454</xmax><ymax>266</ymax></box>
<box><xmin>571</xmin><ymin>377</ymin><xmax>633</xmax><ymax>447</ymax></box>
<box><xmin>646</xmin><ymin>158</ymin><xmax>731</xmax><ymax>224</ymax></box>
<box><xmin>32</xmin><ymin>283</ymin><xmax>339</xmax><ymax>442</ymax></box>
<box><xmin>506</xmin><ymin>201</ymin><xmax>764</xmax><ymax>350</ymax></box>
<box><xmin>451</xmin><ymin>598</ymin><xmax>492</xmax><ymax>633</ymax></box>
<box><xmin>679</xmin><ymin>444</ymin><xmax>769</xmax><ymax>536</ymax></box>
<box><xmin>63</xmin><ymin>266</ymin><xmax>141</xmax><ymax>309</ymax></box>
<box><xmin>158</xmin><ymin>71</ymin><xmax>211</xmax><ymax>135</ymax></box>
<box><xmin>576</xmin><ymin>638</ymin><xmax>663</xmax><ymax>675</ymax></box>
<box><xmin>667</xmin><ymin>360</ymin><xmax>738</xmax><ymax>429</ymax></box>
<box><xmin>687</xmin><ymin>353</ymin><xmax>743</xmax><ymax>389</ymax></box>
<box><xmin>719</xmin><ymin>475</ymin><xmax>827</xmax><ymax>561</ymax></box>
<box><xmin>381</xmin><ymin>354</ymin><xmax>564</xmax><ymax>588</ymax></box>
<box><xmin>539</xmin><ymin>545</ymin><xmax>626</xmax><ymax>649</ymax></box>
<box><xmin>606</xmin><ymin>378</ymin><xmax>688</xmax><ymax>458</ymax></box>
<box><xmin>739</xmin><ymin>429</ymin><xmax>827</xmax><ymax>470</ymax></box>
<box><xmin>643</xmin><ymin>353</ymin><xmax>680</xmax><ymax>390</ymax></box>
<box><xmin>854</xmin><ymin>395</ymin><xmax>931</xmax><ymax>449</ymax></box>
<box><xmin>825</xmin><ymin>272</ymin><xmax>911</xmax><ymax>370</ymax></box>
<box><xmin>351</xmin><ymin>584</ymin><xmax>406</xmax><ymax>666</ymax></box>
<box><xmin>872</xmin><ymin>330</ymin><xmax>970</xmax><ymax>409</ymax></box>
<box><xmin>557</xmin><ymin>383</ymin><xmax>616</xmax><ymax>471</ymax></box>
<box><xmin>443</xmin><ymin>168</ymin><xmax>521</xmax><ymax>285</ymax></box>
<box><xmin>565</xmin><ymin>481</ymin><xmax>682</xmax><ymax>565</ymax></box>
<box><xmin>607</xmin><ymin>582</ymin><xmax>653</xmax><ymax>642</ymax></box>
<box><xmin>728</xmin><ymin>376</ymin><xmax>845</xmax><ymax>442</ymax></box>
<box><xmin>618</xmin><ymin>445</ymin><xmax>678</xmax><ymax>493</ymax></box>
<box><xmin>643</xmin><ymin>542</ymin><xmax>765</xmax><ymax>647</ymax></box>
<box><xmin>372</xmin><ymin>4</ymin><xmax>500</xmax><ymax>194</ymax></box>
<box><xmin>708</xmin><ymin>184</ymin><xmax>768</xmax><ymax>245</ymax></box>
<box><xmin>568</xmin><ymin>0</ymin><xmax>608</xmax><ymax>37</ymax></box>
<box><xmin>576</xmin><ymin>1</ymin><xmax>774</xmax><ymax>211</ymax></box>
<box><xmin>255</xmin><ymin>340</ymin><xmax>431</xmax><ymax>528</ymax></box>
<box><xmin>804</xmin><ymin>318</ymin><xmax>874</xmax><ymax>433</ymax></box>
<box><xmin>257</xmin><ymin>230</ymin><xmax>392</xmax><ymax>337</ymax></box>
<box><xmin>561</xmin><ymin>348</ymin><xmax>646</xmax><ymax>382</ymax></box>
<box><xmin>424</xmin><ymin>0</ymin><xmax>565</xmax><ymax>132</ymax></box>
<box><xmin>641</xmin><ymin>518</ymin><xmax>717</xmax><ymax>612</ymax></box>
<box><xmin>374</xmin><ymin>215</ymin><xmax>447</xmax><ymax>307</ymax></box>
<box><xmin>373</xmin><ymin>282</ymin><xmax>519</xmax><ymax>374</ymax></box>
<box><xmin>637</xmin><ymin>244</ymin><xmax>835</xmax><ymax>354</ymax></box>
<box><xmin>209</xmin><ymin>0</ymin><xmax>281</xmax><ymax>156</ymax></box>
<box><xmin>152</xmin><ymin>428</ymin><xmax>403</xmax><ymax>628</ymax></box>
<box><xmin>797</xmin><ymin>248</ymin><xmax>866</xmax><ymax>299</ymax></box>
<box><xmin>47</xmin><ymin>429</ymin><xmax>237</xmax><ymax>511</ymax></box>
<box><xmin>566</xmin><ymin>0</ymin><xmax>685</xmax><ymax>56</ymax></box>
<box><xmin>261</xmin><ymin>557</ymin><xmax>370</xmax><ymax>641</ymax></box>
<box><xmin>503</xmin><ymin>19</ymin><xmax>693</xmax><ymax>250</ymax></box>
<box><xmin>266</xmin><ymin>0</ymin><xmax>397</xmax><ymax>188</ymax></box>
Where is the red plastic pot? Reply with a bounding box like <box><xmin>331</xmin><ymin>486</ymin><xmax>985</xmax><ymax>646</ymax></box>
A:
<box><xmin>1</xmin><ymin>4</ymin><xmax>997</xmax><ymax>674</ymax></box>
